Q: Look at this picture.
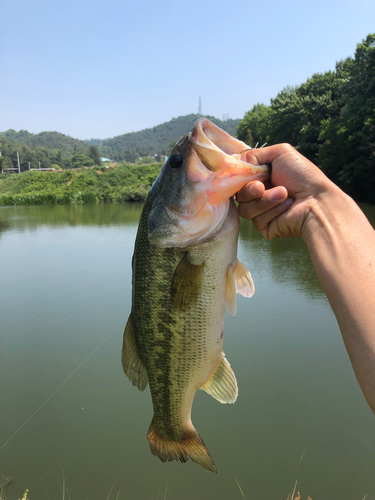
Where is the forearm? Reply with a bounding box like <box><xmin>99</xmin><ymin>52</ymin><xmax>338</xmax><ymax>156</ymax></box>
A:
<box><xmin>304</xmin><ymin>186</ymin><xmax>375</xmax><ymax>413</ymax></box>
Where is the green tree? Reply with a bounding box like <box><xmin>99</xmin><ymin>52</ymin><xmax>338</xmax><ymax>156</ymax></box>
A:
<box><xmin>68</xmin><ymin>153</ymin><xmax>94</xmax><ymax>169</ymax></box>
<box><xmin>88</xmin><ymin>146</ymin><xmax>102</xmax><ymax>166</ymax></box>
<box><xmin>319</xmin><ymin>34</ymin><xmax>375</xmax><ymax>202</ymax></box>
<box><xmin>268</xmin><ymin>71</ymin><xmax>342</xmax><ymax>162</ymax></box>
<box><xmin>236</xmin><ymin>103</ymin><xmax>272</xmax><ymax>147</ymax></box>
<box><xmin>123</xmin><ymin>149</ymin><xmax>138</xmax><ymax>163</ymax></box>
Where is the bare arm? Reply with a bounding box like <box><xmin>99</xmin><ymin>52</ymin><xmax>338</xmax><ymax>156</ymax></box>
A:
<box><xmin>237</xmin><ymin>144</ymin><xmax>375</xmax><ymax>414</ymax></box>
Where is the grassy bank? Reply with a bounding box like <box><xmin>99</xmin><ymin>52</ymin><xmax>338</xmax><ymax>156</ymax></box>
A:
<box><xmin>0</xmin><ymin>163</ymin><xmax>162</xmax><ymax>206</ymax></box>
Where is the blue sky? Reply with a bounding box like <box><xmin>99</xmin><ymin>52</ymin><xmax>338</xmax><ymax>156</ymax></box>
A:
<box><xmin>0</xmin><ymin>0</ymin><xmax>374</xmax><ymax>139</ymax></box>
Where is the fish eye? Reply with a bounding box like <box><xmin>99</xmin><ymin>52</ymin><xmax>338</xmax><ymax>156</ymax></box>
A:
<box><xmin>169</xmin><ymin>154</ymin><xmax>183</xmax><ymax>169</ymax></box>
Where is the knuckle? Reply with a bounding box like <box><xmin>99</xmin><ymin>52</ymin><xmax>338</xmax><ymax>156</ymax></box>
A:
<box><xmin>279</xmin><ymin>143</ymin><xmax>295</xmax><ymax>154</ymax></box>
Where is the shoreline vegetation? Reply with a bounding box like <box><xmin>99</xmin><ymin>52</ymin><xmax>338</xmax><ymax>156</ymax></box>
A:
<box><xmin>0</xmin><ymin>162</ymin><xmax>162</xmax><ymax>206</ymax></box>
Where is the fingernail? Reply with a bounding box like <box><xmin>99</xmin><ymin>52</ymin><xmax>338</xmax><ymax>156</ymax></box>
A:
<box><xmin>270</xmin><ymin>187</ymin><xmax>285</xmax><ymax>201</ymax></box>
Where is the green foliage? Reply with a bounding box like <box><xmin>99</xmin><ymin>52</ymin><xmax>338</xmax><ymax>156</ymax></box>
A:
<box><xmin>236</xmin><ymin>33</ymin><xmax>375</xmax><ymax>203</ymax></box>
<box><xmin>318</xmin><ymin>34</ymin><xmax>375</xmax><ymax>202</ymax></box>
<box><xmin>0</xmin><ymin>163</ymin><xmax>162</xmax><ymax>206</ymax></box>
<box><xmin>236</xmin><ymin>104</ymin><xmax>273</xmax><ymax>146</ymax></box>
<box><xmin>69</xmin><ymin>153</ymin><xmax>95</xmax><ymax>169</ymax></box>
<box><xmin>88</xmin><ymin>145</ymin><xmax>102</xmax><ymax>166</ymax></box>
<box><xmin>0</xmin><ymin>135</ymin><xmax>93</xmax><ymax>171</ymax></box>
<box><xmin>0</xmin><ymin>129</ymin><xmax>89</xmax><ymax>155</ymax></box>
<box><xmin>268</xmin><ymin>70</ymin><xmax>344</xmax><ymax>162</ymax></box>
<box><xmin>85</xmin><ymin>137</ymin><xmax>107</xmax><ymax>147</ymax></box>
<box><xmin>136</xmin><ymin>156</ymin><xmax>154</xmax><ymax>164</ymax></box>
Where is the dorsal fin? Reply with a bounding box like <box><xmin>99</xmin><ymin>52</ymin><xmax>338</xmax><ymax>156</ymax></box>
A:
<box><xmin>200</xmin><ymin>355</ymin><xmax>238</xmax><ymax>404</ymax></box>
<box><xmin>121</xmin><ymin>314</ymin><xmax>148</xmax><ymax>391</ymax></box>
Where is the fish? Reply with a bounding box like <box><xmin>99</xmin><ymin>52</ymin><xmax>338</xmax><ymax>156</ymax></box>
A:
<box><xmin>121</xmin><ymin>118</ymin><xmax>269</xmax><ymax>473</ymax></box>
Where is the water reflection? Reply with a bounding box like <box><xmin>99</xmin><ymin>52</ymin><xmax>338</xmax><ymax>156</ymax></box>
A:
<box><xmin>0</xmin><ymin>202</ymin><xmax>144</xmax><ymax>233</ymax></box>
<box><xmin>239</xmin><ymin>218</ymin><xmax>324</xmax><ymax>299</ymax></box>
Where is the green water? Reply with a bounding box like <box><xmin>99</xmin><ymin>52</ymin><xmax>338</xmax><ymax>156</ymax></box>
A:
<box><xmin>1</xmin><ymin>203</ymin><xmax>375</xmax><ymax>500</ymax></box>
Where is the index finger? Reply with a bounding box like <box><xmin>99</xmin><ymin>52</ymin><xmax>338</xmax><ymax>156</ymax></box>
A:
<box><xmin>236</xmin><ymin>181</ymin><xmax>265</xmax><ymax>203</ymax></box>
<box><xmin>245</xmin><ymin>144</ymin><xmax>293</xmax><ymax>166</ymax></box>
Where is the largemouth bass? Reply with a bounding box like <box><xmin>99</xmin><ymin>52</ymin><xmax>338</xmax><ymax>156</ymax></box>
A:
<box><xmin>122</xmin><ymin>118</ymin><xmax>269</xmax><ymax>473</ymax></box>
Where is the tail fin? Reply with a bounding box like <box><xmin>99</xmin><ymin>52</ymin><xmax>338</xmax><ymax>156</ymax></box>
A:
<box><xmin>147</xmin><ymin>420</ymin><xmax>217</xmax><ymax>473</ymax></box>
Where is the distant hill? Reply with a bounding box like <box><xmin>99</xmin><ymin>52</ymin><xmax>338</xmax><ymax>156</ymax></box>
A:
<box><xmin>0</xmin><ymin>132</ymin><xmax>96</xmax><ymax>172</ymax></box>
<box><xmin>94</xmin><ymin>114</ymin><xmax>240</xmax><ymax>161</ymax></box>
<box><xmin>0</xmin><ymin>129</ymin><xmax>89</xmax><ymax>155</ymax></box>
<box><xmin>0</xmin><ymin>114</ymin><xmax>241</xmax><ymax>169</ymax></box>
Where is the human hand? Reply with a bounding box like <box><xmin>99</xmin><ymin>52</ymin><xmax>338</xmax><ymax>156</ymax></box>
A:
<box><xmin>237</xmin><ymin>144</ymin><xmax>334</xmax><ymax>241</ymax></box>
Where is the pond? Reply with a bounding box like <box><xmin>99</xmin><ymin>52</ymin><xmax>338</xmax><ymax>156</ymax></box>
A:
<box><xmin>1</xmin><ymin>202</ymin><xmax>375</xmax><ymax>500</ymax></box>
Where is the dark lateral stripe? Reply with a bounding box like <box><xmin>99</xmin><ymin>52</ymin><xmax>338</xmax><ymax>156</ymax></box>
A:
<box><xmin>131</xmin><ymin>193</ymin><xmax>184</xmax><ymax>438</ymax></box>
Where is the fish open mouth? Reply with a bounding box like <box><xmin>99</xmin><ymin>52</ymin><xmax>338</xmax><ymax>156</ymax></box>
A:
<box><xmin>188</xmin><ymin>118</ymin><xmax>269</xmax><ymax>177</ymax></box>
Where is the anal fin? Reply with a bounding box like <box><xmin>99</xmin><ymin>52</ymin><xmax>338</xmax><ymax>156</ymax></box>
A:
<box><xmin>121</xmin><ymin>313</ymin><xmax>148</xmax><ymax>391</ymax></box>
<box><xmin>200</xmin><ymin>355</ymin><xmax>238</xmax><ymax>404</ymax></box>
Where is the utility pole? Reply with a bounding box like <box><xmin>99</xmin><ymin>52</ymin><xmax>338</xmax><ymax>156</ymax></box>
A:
<box><xmin>28</xmin><ymin>162</ymin><xmax>31</xmax><ymax>170</ymax></box>
<box><xmin>39</xmin><ymin>162</ymin><xmax>41</xmax><ymax>170</ymax></box>
<box><xmin>17</xmin><ymin>151</ymin><xmax>21</xmax><ymax>173</ymax></box>
<box><xmin>198</xmin><ymin>96</ymin><xmax>202</xmax><ymax>115</ymax></box>
<box><xmin>0</xmin><ymin>151</ymin><xmax>2</xmax><ymax>174</ymax></box>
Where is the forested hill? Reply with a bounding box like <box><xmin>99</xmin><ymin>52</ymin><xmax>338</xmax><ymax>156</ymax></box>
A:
<box><xmin>96</xmin><ymin>114</ymin><xmax>240</xmax><ymax>161</ymax></box>
<box><xmin>0</xmin><ymin>129</ymin><xmax>89</xmax><ymax>155</ymax></box>
<box><xmin>1</xmin><ymin>115</ymin><xmax>240</xmax><ymax>168</ymax></box>
<box><xmin>0</xmin><ymin>134</ymin><xmax>100</xmax><ymax>171</ymax></box>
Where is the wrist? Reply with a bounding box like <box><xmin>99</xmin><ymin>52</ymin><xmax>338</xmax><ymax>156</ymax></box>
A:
<box><xmin>301</xmin><ymin>181</ymin><xmax>358</xmax><ymax>246</ymax></box>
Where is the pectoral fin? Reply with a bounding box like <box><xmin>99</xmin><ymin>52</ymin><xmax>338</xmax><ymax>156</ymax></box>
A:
<box><xmin>121</xmin><ymin>314</ymin><xmax>148</xmax><ymax>391</ymax></box>
<box><xmin>200</xmin><ymin>355</ymin><xmax>238</xmax><ymax>404</ymax></box>
<box><xmin>171</xmin><ymin>253</ymin><xmax>203</xmax><ymax>311</ymax></box>
<box><xmin>233</xmin><ymin>259</ymin><xmax>255</xmax><ymax>297</ymax></box>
